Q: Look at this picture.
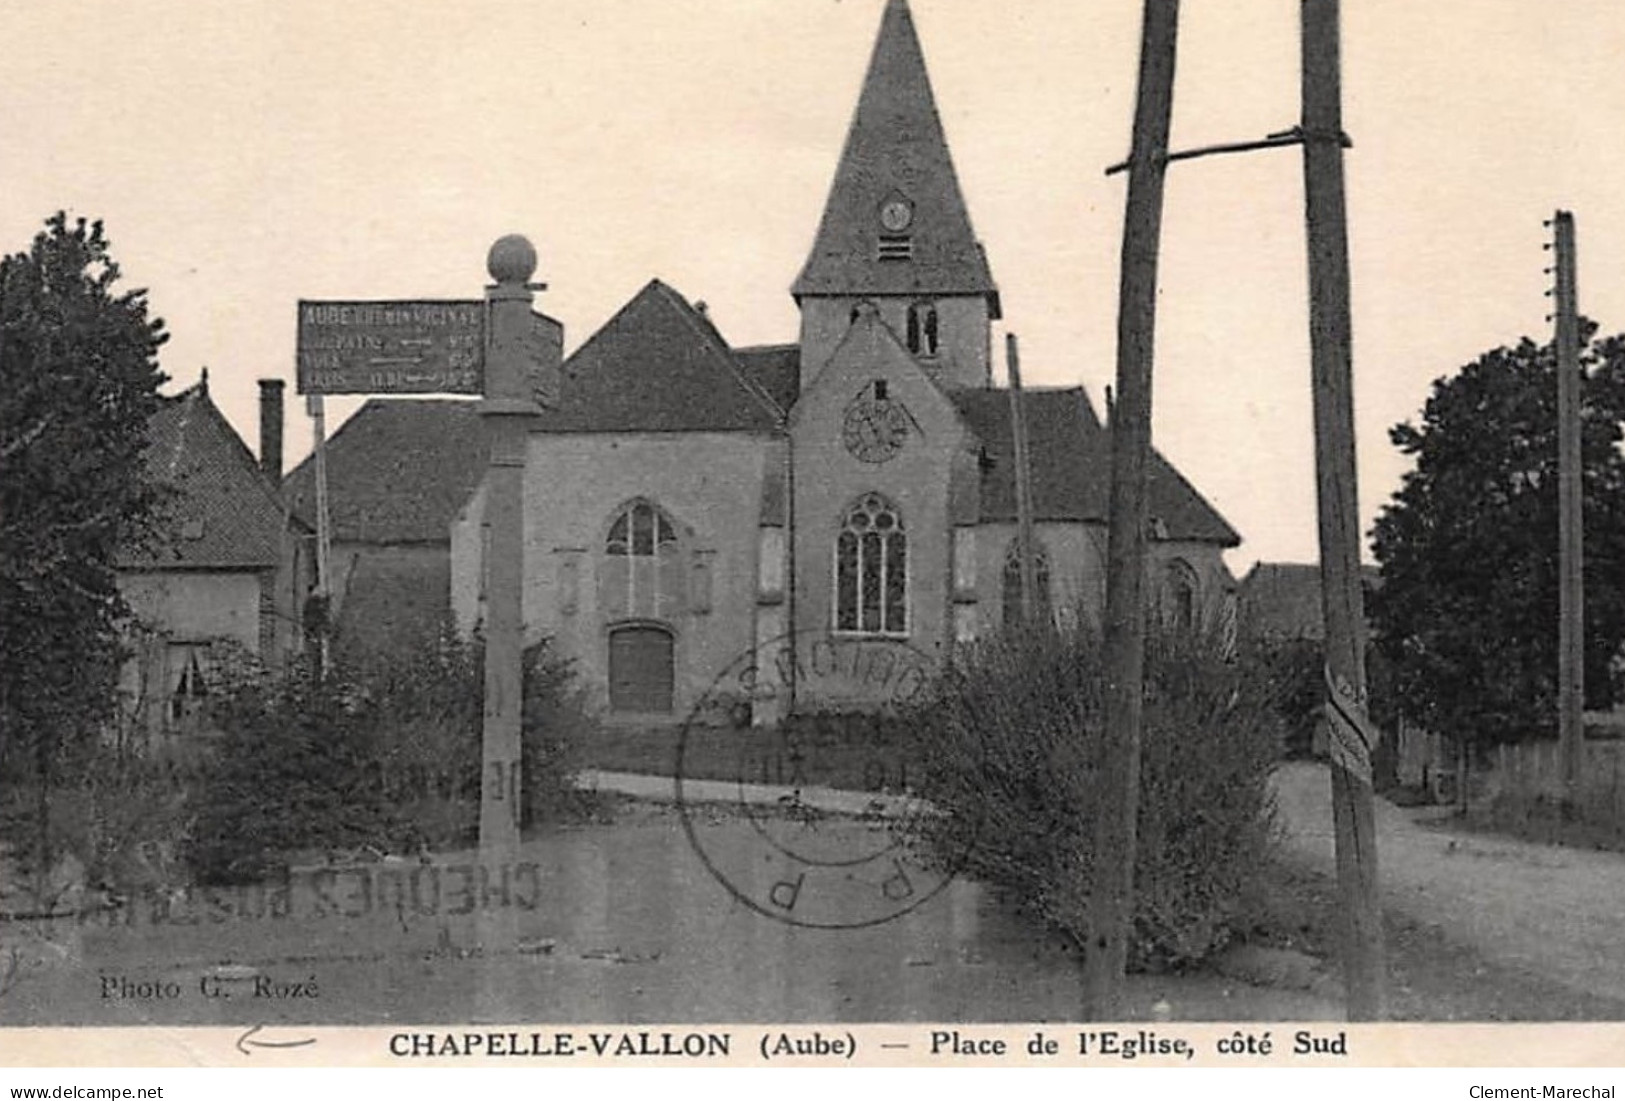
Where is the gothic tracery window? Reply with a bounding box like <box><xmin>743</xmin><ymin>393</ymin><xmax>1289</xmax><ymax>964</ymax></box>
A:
<box><xmin>835</xmin><ymin>493</ymin><xmax>907</xmax><ymax>635</ymax></box>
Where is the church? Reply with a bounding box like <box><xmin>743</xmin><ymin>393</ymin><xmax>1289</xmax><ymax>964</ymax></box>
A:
<box><xmin>294</xmin><ymin>0</ymin><xmax>1239</xmax><ymax>720</ymax></box>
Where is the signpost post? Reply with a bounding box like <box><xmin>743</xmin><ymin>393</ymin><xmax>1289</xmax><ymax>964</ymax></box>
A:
<box><xmin>473</xmin><ymin>237</ymin><xmax>546</xmax><ymax>1022</ymax></box>
<box><xmin>294</xmin><ymin>238</ymin><xmax>558</xmax><ymax>1021</ymax></box>
<box><xmin>306</xmin><ymin>392</ymin><xmax>333</xmax><ymax>675</ymax></box>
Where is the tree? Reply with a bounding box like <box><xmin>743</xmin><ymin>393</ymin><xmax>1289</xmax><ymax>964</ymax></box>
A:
<box><xmin>1369</xmin><ymin>324</ymin><xmax>1625</xmax><ymax>752</ymax></box>
<box><xmin>0</xmin><ymin>214</ymin><xmax>168</xmax><ymax>883</ymax></box>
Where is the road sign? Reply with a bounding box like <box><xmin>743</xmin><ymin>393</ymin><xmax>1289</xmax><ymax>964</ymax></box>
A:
<box><xmin>296</xmin><ymin>299</ymin><xmax>484</xmax><ymax>394</ymax></box>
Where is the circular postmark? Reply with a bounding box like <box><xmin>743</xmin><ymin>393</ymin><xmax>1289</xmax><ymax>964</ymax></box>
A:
<box><xmin>675</xmin><ymin>629</ymin><xmax>978</xmax><ymax>929</ymax></box>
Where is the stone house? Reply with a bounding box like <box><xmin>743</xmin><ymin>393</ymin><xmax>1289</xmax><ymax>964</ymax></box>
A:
<box><xmin>117</xmin><ymin>375</ymin><xmax>310</xmax><ymax>741</ymax></box>
<box><xmin>284</xmin><ymin>399</ymin><xmax>487</xmax><ymax>663</ymax></box>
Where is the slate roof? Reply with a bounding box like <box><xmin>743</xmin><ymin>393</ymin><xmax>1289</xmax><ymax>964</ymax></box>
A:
<box><xmin>285</xmin><ymin>399</ymin><xmax>486</xmax><ymax>545</ymax></box>
<box><xmin>950</xmin><ymin>387</ymin><xmax>1240</xmax><ymax>545</ymax></box>
<box><xmin>1238</xmin><ymin>561</ymin><xmax>1383</xmax><ymax>640</ymax></box>
<box><xmin>121</xmin><ymin>382</ymin><xmax>295</xmax><ymax>571</ymax></box>
<box><xmin>547</xmin><ymin>280</ymin><xmax>783</xmax><ymax>431</ymax></box>
<box><xmin>734</xmin><ymin>343</ymin><xmax>801</xmax><ymax>413</ymax></box>
<box><xmin>792</xmin><ymin>0</ymin><xmax>999</xmax><ymax>314</ymax></box>
<box><xmin>290</xmin><ymin>361</ymin><xmax>1240</xmax><ymax>549</ymax></box>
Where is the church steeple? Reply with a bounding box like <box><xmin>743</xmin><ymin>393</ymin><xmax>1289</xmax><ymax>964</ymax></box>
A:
<box><xmin>794</xmin><ymin>0</ymin><xmax>1000</xmax><ymax>390</ymax></box>
<box><xmin>794</xmin><ymin>0</ymin><xmax>998</xmax><ymax>311</ymax></box>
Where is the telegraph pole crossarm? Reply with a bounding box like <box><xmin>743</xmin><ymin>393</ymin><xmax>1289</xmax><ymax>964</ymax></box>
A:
<box><xmin>1103</xmin><ymin>125</ymin><xmax>1349</xmax><ymax>177</ymax></box>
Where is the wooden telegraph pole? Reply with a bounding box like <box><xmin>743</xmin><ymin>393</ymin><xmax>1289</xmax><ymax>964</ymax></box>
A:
<box><xmin>1006</xmin><ymin>334</ymin><xmax>1039</xmax><ymax>627</ymax></box>
<box><xmin>475</xmin><ymin>235</ymin><xmax>546</xmax><ymax>1019</ymax></box>
<box><xmin>1552</xmin><ymin>210</ymin><xmax>1584</xmax><ymax>797</ymax></box>
<box><xmin>1301</xmin><ymin>0</ymin><xmax>1385</xmax><ymax>1019</ymax></box>
<box><xmin>1085</xmin><ymin>0</ymin><xmax>1180</xmax><ymax>1018</ymax></box>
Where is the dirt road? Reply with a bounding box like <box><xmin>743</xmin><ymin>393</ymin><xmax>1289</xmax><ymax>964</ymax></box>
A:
<box><xmin>1273</xmin><ymin>761</ymin><xmax>1625</xmax><ymax>1006</ymax></box>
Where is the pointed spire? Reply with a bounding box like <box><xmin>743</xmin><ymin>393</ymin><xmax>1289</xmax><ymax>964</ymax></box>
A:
<box><xmin>792</xmin><ymin>0</ymin><xmax>998</xmax><ymax>315</ymax></box>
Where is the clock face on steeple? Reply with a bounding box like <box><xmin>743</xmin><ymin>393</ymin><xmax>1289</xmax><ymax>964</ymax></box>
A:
<box><xmin>878</xmin><ymin>193</ymin><xmax>914</xmax><ymax>233</ymax></box>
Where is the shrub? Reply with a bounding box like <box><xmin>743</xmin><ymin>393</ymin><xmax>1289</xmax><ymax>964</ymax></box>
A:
<box><xmin>185</xmin><ymin>631</ymin><xmax>594</xmax><ymax>885</ymax></box>
<box><xmin>185</xmin><ymin>659</ymin><xmax>394</xmax><ymax>884</ymax></box>
<box><xmin>901</xmin><ymin>617</ymin><xmax>1286</xmax><ymax>971</ymax></box>
<box><xmin>519</xmin><ymin>637</ymin><xmax>596</xmax><ymax>825</ymax></box>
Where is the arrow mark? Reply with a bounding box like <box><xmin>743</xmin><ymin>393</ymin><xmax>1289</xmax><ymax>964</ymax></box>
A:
<box><xmin>237</xmin><ymin>1024</ymin><xmax>318</xmax><ymax>1056</ymax></box>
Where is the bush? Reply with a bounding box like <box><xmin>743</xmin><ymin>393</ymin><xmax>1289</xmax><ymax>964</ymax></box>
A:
<box><xmin>185</xmin><ymin>660</ymin><xmax>394</xmax><ymax>884</ymax></box>
<box><xmin>185</xmin><ymin>631</ymin><xmax>594</xmax><ymax>885</ymax></box>
<box><xmin>901</xmin><ymin>617</ymin><xmax>1286</xmax><ymax>971</ymax></box>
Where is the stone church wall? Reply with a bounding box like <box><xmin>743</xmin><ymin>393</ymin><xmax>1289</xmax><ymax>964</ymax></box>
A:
<box><xmin>452</xmin><ymin>431</ymin><xmax>777</xmax><ymax>718</ymax></box>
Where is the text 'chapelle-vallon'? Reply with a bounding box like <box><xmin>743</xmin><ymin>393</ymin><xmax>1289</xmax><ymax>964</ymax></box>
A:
<box><xmin>384</xmin><ymin>1027</ymin><xmax>1362</xmax><ymax>1062</ymax></box>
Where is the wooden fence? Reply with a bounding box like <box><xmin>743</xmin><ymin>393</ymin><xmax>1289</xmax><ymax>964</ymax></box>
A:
<box><xmin>1486</xmin><ymin>738</ymin><xmax>1625</xmax><ymax>825</ymax></box>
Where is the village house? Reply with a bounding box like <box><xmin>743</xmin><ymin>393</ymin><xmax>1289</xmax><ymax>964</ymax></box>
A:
<box><xmin>294</xmin><ymin>0</ymin><xmax>1241</xmax><ymax>720</ymax></box>
<box><xmin>116</xmin><ymin>375</ymin><xmax>310</xmax><ymax>742</ymax></box>
<box><xmin>285</xmin><ymin>398</ymin><xmax>486</xmax><ymax>664</ymax></box>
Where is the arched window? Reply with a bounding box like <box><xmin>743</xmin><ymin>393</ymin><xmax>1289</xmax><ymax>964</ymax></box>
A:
<box><xmin>1002</xmin><ymin>537</ymin><xmax>1052</xmax><ymax>630</ymax></box>
<box><xmin>835</xmin><ymin>493</ymin><xmax>907</xmax><ymax>635</ymax></box>
<box><xmin>604</xmin><ymin>500</ymin><xmax>685</xmax><ymax>622</ymax></box>
<box><xmin>1163</xmin><ymin>559</ymin><xmax>1200</xmax><ymax>632</ymax></box>
<box><xmin>906</xmin><ymin>300</ymin><xmax>939</xmax><ymax>358</ymax></box>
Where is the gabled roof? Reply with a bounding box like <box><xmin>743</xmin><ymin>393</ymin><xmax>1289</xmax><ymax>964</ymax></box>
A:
<box><xmin>792</xmin><ymin>0</ymin><xmax>999</xmax><ymax>314</ymax></box>
<box><xmin>1238</xmin><ymin>561</ymin><xmax>1382</xmax><ymax>640</ymax></box>
<box><xmin>547</xmin><ymin>280</ymin><xmax>783</xmax><ymax>432</ymax></box>
<box><xmin>950</xmin><ymin>387</ymin><xmax>1241</xmax><ymax>545</ymax></box>
<box><xmin>122</xmin><ymin>381</ymin><xmax>295</xmax><ymax>570</ymax></box>
<box><xmin>285</xmin><ymin>399</ymin><xmax>485</xmax><ymax>544</ymax></box>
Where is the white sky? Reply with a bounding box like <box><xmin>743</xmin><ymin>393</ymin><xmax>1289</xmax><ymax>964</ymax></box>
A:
<box><xmin>4</xmin><ymin>0</ymin><xmax>1623</xmax><ymax>573</ymax></box>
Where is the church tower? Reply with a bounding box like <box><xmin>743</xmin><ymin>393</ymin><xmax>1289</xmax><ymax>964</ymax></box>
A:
<box><xmin>793</xmin><ymin>0</ymin><xmax>1001</xmax><ymax>391</ymax></box>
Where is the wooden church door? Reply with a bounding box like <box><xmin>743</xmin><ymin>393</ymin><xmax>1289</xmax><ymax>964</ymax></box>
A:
<box><xmin>608</xmin><ymin>625</ymin><xmax>674</xmax><ymax>713</ymax></box>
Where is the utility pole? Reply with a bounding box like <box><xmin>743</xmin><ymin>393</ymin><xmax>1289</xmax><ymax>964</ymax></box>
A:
<box><xmin>1301</xmin><ymin>0</ymin><xmax>1385</xmax><ymax>1020</ymax></box>
<box><xmin>1006</xmin><ymin>334</ymin><xmax>1038</xmax><ymax>627</ymax></box>
<box><xmin>1085</xmin><ymin>0</ymin><xmax>1180</xmax><ymax>1019</ymax></box>
<box><xmin>1552</xmin><ymin>210</ymin><xmax>1584</xmax><ymax>797</ymax></box>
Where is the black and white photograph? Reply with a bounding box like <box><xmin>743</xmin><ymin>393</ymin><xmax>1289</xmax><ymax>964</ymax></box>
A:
<box><xmin>4</xmin><ymin>0</ymin><xmax>1625</xmax><ymax>1073</ymax></box>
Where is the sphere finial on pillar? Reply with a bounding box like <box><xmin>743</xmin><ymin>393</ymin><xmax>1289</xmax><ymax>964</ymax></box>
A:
<box><xmin>487</xmin><ymin>234</ymin><xmax>537</xmax><ymax>285</ymax></box>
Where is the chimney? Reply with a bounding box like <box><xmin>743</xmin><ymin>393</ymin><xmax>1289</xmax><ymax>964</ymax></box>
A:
<box><xmin>258</xmin><ymin>378</ymin><xmax>285</xmax><ymax>483</ymax></box>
